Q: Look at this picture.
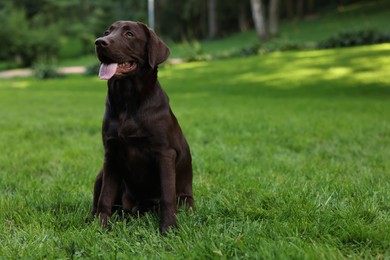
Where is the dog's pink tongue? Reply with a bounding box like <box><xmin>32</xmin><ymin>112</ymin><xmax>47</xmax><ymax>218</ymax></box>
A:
<box><xmin>99</xmin><ymin>63</ymin><xmax>118</xmax><ymax>80</ymax></box>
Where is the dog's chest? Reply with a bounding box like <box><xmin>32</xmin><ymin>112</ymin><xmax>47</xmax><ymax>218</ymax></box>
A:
<box><xmin>116</xmin><ymin>113</ymin><xmax>147</xmax><ymax>139</ymax></box>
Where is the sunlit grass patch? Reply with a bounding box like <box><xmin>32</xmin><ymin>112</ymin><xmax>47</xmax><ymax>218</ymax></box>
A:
<box><xmin>161</xmin><ymin>43</ymin><xmax>390</xmax><ymax>97</ymax></box>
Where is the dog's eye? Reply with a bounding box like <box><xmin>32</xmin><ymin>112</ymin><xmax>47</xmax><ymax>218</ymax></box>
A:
<box><xmin>104</xmin><ymin>31</ymin><xmax>110</xmax><ymax>36</ymax></box>
<box><xmin>126</xmin><ymin>31</ymin><xmax>134</xmax><ymax>37</ymax></box>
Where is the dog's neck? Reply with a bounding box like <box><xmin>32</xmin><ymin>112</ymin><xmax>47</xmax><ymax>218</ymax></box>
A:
<box><xmin>106</xmin><ymin>67</ymin><xmax>162</xmax><ymax>115</ymax></box>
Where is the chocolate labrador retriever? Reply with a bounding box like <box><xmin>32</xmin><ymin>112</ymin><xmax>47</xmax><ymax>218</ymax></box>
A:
<box><xmin>89</xmin><ymin>21</ymin><xmax>194</xmax><ymax>234</ymax></box>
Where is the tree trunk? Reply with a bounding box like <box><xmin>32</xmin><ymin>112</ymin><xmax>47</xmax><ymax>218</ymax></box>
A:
<box><xmin>207</xmin><ymin>0</ymin><xmax>218</xmax><ymax>39</ymax></box>
<box><xmin>296</xmin><ymin>0</ymin><xmax>304</xmax><ymax>19</ymax></box>
<box><xmin>307</xmin><ymin>0</ymin><xmax>315</xmax><ymax>14</ymax></box>
<box><xmin>250</xmin><ymin>0</ymin><xmax>268</xmax><ymax>41</ymax></box>
<box><xmin>286</xmin><ymin>0</ymin><xmax>294</xmax><ymax>20</ymax></box>
<box><xmin>238</xmin><ymin>2</ymin><xmax>249</xmax><ymax>32</ymax></box>
<box><xmin>268</xmin><ymin>0</ymin><xmax>279</xmax><ymax>36</ymax></box>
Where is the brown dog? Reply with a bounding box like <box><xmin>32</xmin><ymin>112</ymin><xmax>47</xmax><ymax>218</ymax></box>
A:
<box><xmin>89</xmin><ymin>21</ymin><xmax>194</xmax><ymax>234</ymax></box>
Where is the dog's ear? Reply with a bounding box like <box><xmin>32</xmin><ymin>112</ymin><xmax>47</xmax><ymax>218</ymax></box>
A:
<box><xmin>137</xmin><ymin>22</ymin><xmax>170</xmax><ymax>68</ymax></box>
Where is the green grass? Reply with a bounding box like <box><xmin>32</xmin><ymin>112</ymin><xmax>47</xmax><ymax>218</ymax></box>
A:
<box><xmin>1</xmin><ymin>44</ymin><xmax>390</xmax><ymax>258</ymax></box>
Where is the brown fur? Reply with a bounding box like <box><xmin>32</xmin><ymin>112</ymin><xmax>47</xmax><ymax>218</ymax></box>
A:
<box><xmin>89</xmin><ymin>21</ymin><xmax>194</xmax><ymax>234</ymax></box>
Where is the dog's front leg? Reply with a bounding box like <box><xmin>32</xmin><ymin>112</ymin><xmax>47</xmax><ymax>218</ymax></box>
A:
<box><xmin>86</xmin><ymin>169</ymin><xmax>103</xmax><ymax>222</ymax></box>
<box><xmin>158</xmin><ymin>149</ymin><xmax>178</xmax><ymax>234</ymax></box>
<box><xmin>96</xmin><ymin>162</ymin><xmax>121</xmax><ymax>226</ymax></box>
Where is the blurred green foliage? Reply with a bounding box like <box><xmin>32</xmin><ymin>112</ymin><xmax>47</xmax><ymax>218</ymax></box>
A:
<box><xmin>32</xmin><ymin>58</ymin><xmax>61</xmax><ymax>79</ymax></box>
<box><xmin>0</xmin><ymin>0</ymin><xmax>389</xmax><ymax>68</ymax></box>
<box><xmin>0</xmin><ymin>3</ymin><xmax>60</xmax><ymax>66</ymax></box>
<box><xmin>0</xmin><ymin>0</ymin><xmax>147</xmax><ymax>67</ymax></box>
<box><xmin>319</xmin><ymin>29</ymin><xmax>390</xmax><ymax>49</ymax></box>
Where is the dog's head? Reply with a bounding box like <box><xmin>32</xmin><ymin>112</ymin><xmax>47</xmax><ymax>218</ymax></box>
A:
<box><xmin>95</xmin><ymin>21</ymin><xmax>170</xmax><ymax>80</ymax></box>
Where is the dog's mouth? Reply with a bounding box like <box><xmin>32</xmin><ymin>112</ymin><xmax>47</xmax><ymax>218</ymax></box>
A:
<box><xmin>98</xmin><ymin>62</ymin><xmax>138</xmax><ymax>80</ymax></box>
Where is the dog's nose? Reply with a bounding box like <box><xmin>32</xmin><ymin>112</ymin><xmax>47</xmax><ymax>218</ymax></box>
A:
<box><xmin>95</xmin><ymin>38</ymin><xmax>109</xmax><ymax>47</ymax></box>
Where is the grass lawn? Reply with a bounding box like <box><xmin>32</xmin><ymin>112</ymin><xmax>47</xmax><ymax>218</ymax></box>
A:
<box><xmin>0</xmin><ymin>44</ymin><xmax>390</xmax><ymax>258</ymax></box>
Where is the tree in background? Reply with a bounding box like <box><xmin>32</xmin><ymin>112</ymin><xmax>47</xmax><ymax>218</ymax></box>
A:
<box><xmin>208</xmin><ymin>0</ymin><xmax>218</xmax><ymax>39</ymax></box>
<box><xmin>0</xmin><ymin>2</ymin><xmax>61</xmax><ymax>66</ymax></box>
<box><xmin>269</xmin><ymin>0</ymin><xmax>280</xmax><ymax>36</ymax></box>
<box><xmin>0</xmin><ymin>0</ymin><xmax>148</xmax><ymax>66</ymax></box>
<box><xmin>250</xmin><ymin>0</ymin><xmax>267</xmax><ymax>41</ymax></box>
<box><xmin>250</xmin><ymin>0</ymin><xmax>280</xmax><ymax>42</ymax></box>
<box><xmin>157</xmin><ymin>0</ymin><xmax>248</xmax><ymax>41</ymax></box>
<box><xmin>238</xmin><ymin>1</ymin><xmax>251</xmax><ymax>32</ymax></box>
<box><xmin>0</xmin><ymin>0</ymin><xmax>377</xmax><ymax>67</ymax></box>
<box><xmin>283</xmin><ymin>0</ymin><xmax>320</xmax><ymax>20</ymax></box>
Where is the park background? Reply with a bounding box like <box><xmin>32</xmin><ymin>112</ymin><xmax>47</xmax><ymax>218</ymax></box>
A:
<box><xmin>0</xmin><ymin>0</ymin><xmax>389</xmax><ymax>258</ymax></box>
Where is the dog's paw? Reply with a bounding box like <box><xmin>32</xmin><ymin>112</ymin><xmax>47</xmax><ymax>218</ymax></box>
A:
<box><xmin>85</xmin><ymin>214</ymin><xmax>95</xmax><ymax>223</ymax></box>
<box><xmin>160</xmin><ymin>214</ymin><xmax>178</xmax><ymax>235</ymax></box>
<box><xmin>85</xmin><ymin>209</ymin><xmax>98</xmax><ymax>223</ymax></box>
<box><xmin>160</xmin><ymin>223</ymin><xmax>178</xmax><ymax>235</ymax></box>
<box><xmin>98</xmin><ymin>213</ymin><xmax>110</xmax><ymax>227</ymax></box>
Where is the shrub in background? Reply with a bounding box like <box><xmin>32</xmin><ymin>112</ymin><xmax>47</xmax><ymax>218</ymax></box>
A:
<box><xmin>85</xmin><ymin>63</ymin><xmax>101</xmax><ymax>76</ymax></box>
<box><xmin>0</xmin><ymin>5</ymin><xmax>61</xmax><ymax>67</ymax></box>
<box><xmin>318</xmin><ymin>29</ymin><xmax>390</xmax><ymax>49</ymax></box>
<box><xmin>33</xmin><ymin>59</ymin><xmax>61</xmax><ymax>79</ymax></box>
